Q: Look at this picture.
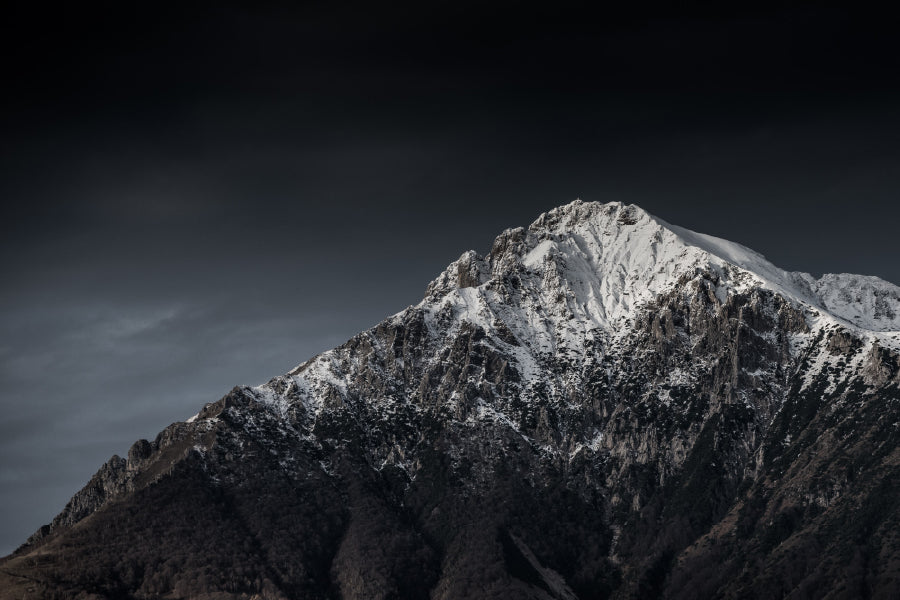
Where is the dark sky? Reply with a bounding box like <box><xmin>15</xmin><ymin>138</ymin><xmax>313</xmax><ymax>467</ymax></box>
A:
<box><xmin>2</xmin><ymin>1</ymin><xmax>899</xmax><ymax>555</ymax></box>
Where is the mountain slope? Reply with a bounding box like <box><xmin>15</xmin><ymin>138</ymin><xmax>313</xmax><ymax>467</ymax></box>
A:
<box><xmin>2</xmin><ymin>200</ymin><xmax>899</xmax><ymax>600</ymax></box>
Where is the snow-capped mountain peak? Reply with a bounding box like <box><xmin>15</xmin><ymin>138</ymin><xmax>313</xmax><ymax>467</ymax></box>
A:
<box><xmin>426</xmin><ymin>200</ymin><xmax>900</xmax><ymax>347</ymax></box>
<box><xmin>247</xmin><ymin>198</ymin><xmax>900</xmax><ymax>438</ymax></box>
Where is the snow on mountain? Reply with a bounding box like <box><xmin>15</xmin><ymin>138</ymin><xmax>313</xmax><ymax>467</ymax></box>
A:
<box><xmin>812</xmin><ymin>273</ymin><xmax>900</xmax><ymax>332</ymax></box>
<box><xmin>257</xmin><ymin>200</ymin><xmax>900</xmax><ymax>418</ymax></box>
<box><xmin>427</xmin><ymin>200</ymin><xmax>898</xmax><ymax>347</ymax></box>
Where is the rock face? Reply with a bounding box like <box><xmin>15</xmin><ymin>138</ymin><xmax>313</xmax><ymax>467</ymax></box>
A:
<box><xmin>2</xmin><ymin>200</ymin><xmax>899</xmax><ymax>599</ymax></box>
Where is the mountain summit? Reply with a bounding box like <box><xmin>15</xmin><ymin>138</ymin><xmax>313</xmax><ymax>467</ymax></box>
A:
<box><xmin>3</xmin><ymin>201</ymin><xmax>899</xmax><ymax>600</ymax></box>
<box><xmin>426</xmin><ymin>200</ymin><xmax>900</xmax><ymax>338</ymax></box>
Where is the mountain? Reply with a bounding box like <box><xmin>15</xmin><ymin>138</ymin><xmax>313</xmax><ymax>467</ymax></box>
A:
<box><xmin>2</xmin><ymin>200</ymin><xmax>899</xmax><ymax>599</ymax></box>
